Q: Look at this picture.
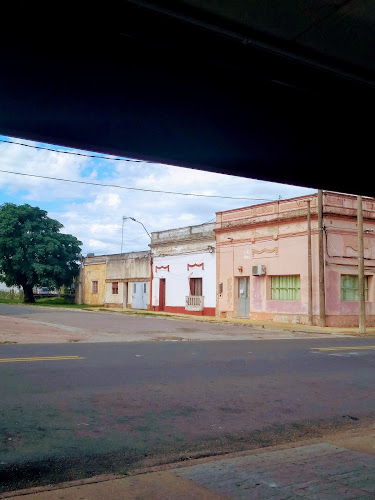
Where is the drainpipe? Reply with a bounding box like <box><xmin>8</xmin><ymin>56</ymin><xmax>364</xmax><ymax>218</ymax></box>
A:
<box><xmin>358</xmin><ymin>195</ymin><xmax>366</xmax><ymax>334</ymax></box>
<box><xmin>307</xmin><ymin>200</ymin><xmax>313</xmax><ymax>325</ymax></box>
<box><xmin>149</xmin><ymin>253</ymin><xmax>153</xmax><ymax>311</ymax></box>
<box><xmin>318</xmin><ymin>190</ymin><xmax>326</xmax><ymax>327</ymax></box>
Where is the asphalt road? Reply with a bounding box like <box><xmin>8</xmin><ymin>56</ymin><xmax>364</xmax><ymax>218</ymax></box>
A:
<box><xmin>1</xmin><ymin>337</ymin><xmax>375</xmax><ymax>492</ymax></box>
<box><xmin>0</xmin><ymin>303</ymin><xmax>330</xmax><ymax>343</ymax></box>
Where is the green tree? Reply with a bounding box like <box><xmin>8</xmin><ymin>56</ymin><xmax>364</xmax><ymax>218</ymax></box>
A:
<box><xmin>0</xmin><ymin>203</ymin><xmax>82</xmax><ymax>303</ymax></box>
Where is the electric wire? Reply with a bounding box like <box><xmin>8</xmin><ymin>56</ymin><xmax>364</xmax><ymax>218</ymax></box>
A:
<box><xmin>0</xmin><ymin>168</ymin><xmax>276</xmax><ymax>202</ymax></box>
<box><xmin>0</xmin><ymin>139</ymin><xmax>276</xmax><ymax>202</ymax></box>
<box><xmin>0</xmin><ymin>138</ymin><xmax>144</xmax><ymax>162</ymax></box>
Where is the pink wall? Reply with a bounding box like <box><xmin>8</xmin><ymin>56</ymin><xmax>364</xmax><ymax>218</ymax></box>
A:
<box><xmin>216</xmin><ymin>192</ymin><xmax>375</xmax><ymax>326</ymax></box>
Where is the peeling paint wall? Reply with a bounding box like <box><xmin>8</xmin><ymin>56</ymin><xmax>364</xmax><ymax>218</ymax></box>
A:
<box><xmin>82</xmin><ymin>262</ymin><xmax>106</xmax><ymax>305</ymax></box>
<box><xmin>216</xmin><ymin>192</ymin><xmax>375</xmax><ymax>326</ymax></box>
<box><xmin>82</xmin><ymin>252</ymin><xmax>150</xmax><ymax>309</ymax></box>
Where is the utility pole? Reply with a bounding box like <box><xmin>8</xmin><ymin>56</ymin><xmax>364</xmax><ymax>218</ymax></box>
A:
<box><xmin>307</xmin><ymin>200</ymin><xmax>313</xmax><ymax>326</ymax></box>
<box><xmin>121</xmin><ymin>216</ymin><xmax>126</xmax><ymax>254</ymax></box>
<box><xmin>318</xmin><ymin>190</ymin><xmax>326</xmax><ymax>327</ymax></box>
<box><xmin>122</xmin><ymin>216</ymin><xmax>153</xmax><ymax>311</ymax></box>
<box><xmin>358</xmin><ymin>195</ymin><xmax>366</xmax><ymax>334</ymax></box>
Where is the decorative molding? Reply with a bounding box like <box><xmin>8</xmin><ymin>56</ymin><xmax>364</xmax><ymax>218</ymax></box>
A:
<box><xmin>155</xmin><ymin>265</ymin><xmax>169</xmax><ymax>273</ymax></box>
<box><xmin>187</xmin><ymin>263</ymin><xmax>204</xmax><ymax>271</ymax></box>
<box><xmin>252</xmin><ymin>246</ymin><xmax>278</xmax><ymax>257</ymax></box>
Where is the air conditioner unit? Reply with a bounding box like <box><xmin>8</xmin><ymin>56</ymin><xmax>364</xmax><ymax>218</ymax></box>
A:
<box><xmin>252</xmin><ymin>265</ymin><xmax>266</xmax><ymax>276</ymax></box>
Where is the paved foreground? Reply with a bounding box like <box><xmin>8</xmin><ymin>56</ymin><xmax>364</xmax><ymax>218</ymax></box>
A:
<box><xmin>4</xmin><ymin>426</ymin><xmax>375</xmax><ymax>499</ymax></box>
<box><xmin>2</xmin><ymin>339</ymin><xmax>375</xmax><ymax>494</ymax></box>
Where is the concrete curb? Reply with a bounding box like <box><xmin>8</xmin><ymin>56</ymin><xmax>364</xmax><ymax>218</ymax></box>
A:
<box><xmin>3</xmin><ymin>424</ymin><xmax>375</xmax><ymax>498</ymax></box>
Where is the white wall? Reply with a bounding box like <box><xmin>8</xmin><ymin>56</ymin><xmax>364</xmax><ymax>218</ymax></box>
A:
<box><xmin>152</xmin><ymin>251</ymin><xmax>216</xmax><ymax>308</ymax></box>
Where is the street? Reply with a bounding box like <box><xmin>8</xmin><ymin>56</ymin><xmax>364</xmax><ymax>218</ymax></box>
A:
<box><xmin>1</xmin><ymin>306</ymin><xmax>375</xmax><ymax>492</ymax></box>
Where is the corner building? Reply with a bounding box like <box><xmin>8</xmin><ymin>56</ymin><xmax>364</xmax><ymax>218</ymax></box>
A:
<box><xmin>216</xmin><ymin>192</ymin><xmax>375</xmax><ymax>327</ymax></box>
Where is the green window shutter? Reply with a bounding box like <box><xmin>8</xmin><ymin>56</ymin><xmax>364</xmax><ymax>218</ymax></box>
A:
<box><xmin>341</xmin><ymin>275</ymin><xmax>369</xmax><ymax>301</ymax></box>
<box><xmin>271</xmin><ymin>275</ymin><xmax>300</xmax><ymax>300</ymax></box>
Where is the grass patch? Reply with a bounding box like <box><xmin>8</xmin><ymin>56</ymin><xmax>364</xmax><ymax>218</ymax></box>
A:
<box><xmin>0</xmin><ymin>297</ymin><xmax>22</xmax><ymax>304</ymax></box>
<box><xmin>31</xmin><ymin>297</ymin><xmax>95</xmax><ymax>308</ymax></box>
<box><xmin>0</xmin><ymin>290</ymin><xmax>23</xmax><ymax>304</ymax></box>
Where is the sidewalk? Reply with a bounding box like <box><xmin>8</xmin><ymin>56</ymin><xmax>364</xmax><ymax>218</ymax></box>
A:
<box><xmin>4</xmin><ymin>425</ymin><xmax>375</xmax><ymax>499</ymax></box>
<box><xmin>93</xmin><ymin>306</ymin><xmax>373</xmax><ymax>337</ymax></box>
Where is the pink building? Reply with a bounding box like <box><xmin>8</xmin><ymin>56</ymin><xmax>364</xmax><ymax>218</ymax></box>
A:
<box><xmin>216</xmin><ymin>192</ymin><xmax>375</xmax><ymax>327</ymax></box>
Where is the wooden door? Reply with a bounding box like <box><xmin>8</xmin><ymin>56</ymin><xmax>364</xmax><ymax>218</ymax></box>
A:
<box><xmin>159</xmin><ymin>279</ymin><xmax>166</xmax><ymax>311</ymax></box>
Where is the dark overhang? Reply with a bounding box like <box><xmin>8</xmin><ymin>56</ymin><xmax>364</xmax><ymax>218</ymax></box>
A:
<box><xmin>0</xmin><ymin>1</ymin><xmax>374</xmax><ymax>195</ymax></box>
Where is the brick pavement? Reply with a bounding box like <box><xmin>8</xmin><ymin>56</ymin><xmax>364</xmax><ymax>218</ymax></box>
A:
<box><xmin>4</xmin><ymin>430</ymin><xmax>375</xmax><ymax>499</ymax></box>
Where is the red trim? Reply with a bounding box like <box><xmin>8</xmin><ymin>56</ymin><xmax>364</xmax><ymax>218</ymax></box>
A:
<box><xmin>187</xmin><ymin>263</ymin><xmax>204</xmax><ymax>271</ymax></box>
<box><xmin>155</xmin><ymin>265</ymin><xmax>169</xmax><ymax>272</ymax></box>
<box><xmin>164</xmin><ymin>306</ymin><xmax>215</xmax><ymax>316</ymax></box>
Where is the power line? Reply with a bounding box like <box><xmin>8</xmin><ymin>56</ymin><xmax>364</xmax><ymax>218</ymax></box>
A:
<box><xmin>0</xmin><ymin>168</ymin><xmax>275</xmax><ymax>202</ymax></box>
<box><xmin>0</xmin><ymin>138</ymin><xmax>144</xmax><ymax>163</ymax></box>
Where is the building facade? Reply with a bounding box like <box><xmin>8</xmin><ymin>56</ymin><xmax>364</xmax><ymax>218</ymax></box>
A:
<box><xmin>79</xmin><ymin>251</ymin><xmax>150</xmax><ymax>309</ymax></box>
<box><xmin>216</xmin><ymin>192</ymin><xmax>375</xmax><ymax>327</ymax></box>
<box><xmin>151</xmin><ymin>223</ymin><xmax>216</xmax><ymax>315</ymax></box>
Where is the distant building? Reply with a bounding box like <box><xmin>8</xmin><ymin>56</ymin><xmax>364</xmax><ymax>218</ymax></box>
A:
<box><xmin>79</xmin><ymin>251</ymin><xmax>150</xmax><ymax>309</ymax></box>
<box><xmin>150</xmin><ymin>223</ymin><xmax>216</xmax><ymax>316</ymax></box>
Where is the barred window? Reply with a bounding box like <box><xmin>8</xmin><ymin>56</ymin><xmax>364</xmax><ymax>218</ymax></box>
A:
<box><xmin>341</xmin><ymin>275</ymin><xmax>369</xmax><ymax>301</ymax></box>
<box><xmin>112</xmin><ymin>282</ymin><xmax>118</xmax><ymax>294</ymax></box>
<box><xmin>91</xmin><ymin>280</ymin><xmax>98</xmax><ymax>294</ymax></box>
<box><xmin>271</xmin><ymin>275</ymin><xmax>300</xmax><ymax>300</ymax></box>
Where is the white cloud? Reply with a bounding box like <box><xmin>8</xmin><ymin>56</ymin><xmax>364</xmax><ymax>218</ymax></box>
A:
<box><xmin>0</xmin><ymin>136</ymin><xmax>315</xmax><ymax>255</ymax></box>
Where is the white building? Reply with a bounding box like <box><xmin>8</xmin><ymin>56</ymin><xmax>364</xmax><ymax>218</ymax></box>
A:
<box><xmin>151</xmin><ymin>223</ymin><xmax>216</xmax><ymax>316</ymax></box>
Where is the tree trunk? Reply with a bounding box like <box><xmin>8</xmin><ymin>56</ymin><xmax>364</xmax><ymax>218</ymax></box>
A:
<box><xmin>23</xmin><ymin>284</ymin><xmax>35</xmax><ymax>303</ymax></box>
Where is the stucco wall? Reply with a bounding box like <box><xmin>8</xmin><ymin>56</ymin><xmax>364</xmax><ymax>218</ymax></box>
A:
<box><xmin>106</xmin><ymin>252</ymin><xmax>150</xmax><ymax>280</ymax></box>
<box><xmin>216</xmin><ymin>192</ymin><xmax>375</xmax><ymax>326</ymax></box>
<box><xmin>152</xmin><ymin>251</ymin><xmax>216</xmax><ymax>315</ymax></box>
<box><xmin>151</xmin><ymin>223</ymin><xmax>216</xmax><ymax>316</ymax></box>
<box><xmin>104</xmin><ymin>253</ymin><xmax>150</xmax><ymax>308</ymax></box>
<box><xmin>82</xmin><ymin>263</ymin><xmax>106</xmax><ymax>305</ymax></box>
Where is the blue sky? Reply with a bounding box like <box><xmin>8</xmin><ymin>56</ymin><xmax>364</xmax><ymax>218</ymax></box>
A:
<box><xmin>0</xmin><ymin>135</ymin><xmax>315</xmax><ymax>255</ymax></box>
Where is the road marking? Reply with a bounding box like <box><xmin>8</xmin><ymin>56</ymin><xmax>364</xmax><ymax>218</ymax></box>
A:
<box><xmin>311</xmin><ymin>346</ymin><xmax>375</xmax><ymax>352</ymax></box>
<box><xmin>0</xmin><ymin>355</ymin><xmax>85</xmax><ymax>363</ymax></box>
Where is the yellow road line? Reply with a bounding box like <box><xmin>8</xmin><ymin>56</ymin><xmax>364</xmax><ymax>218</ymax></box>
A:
<box><xmin>311</xmin><ymin>346</ymin><xmax>375</xmax><ymax>351</ymax></box>
<box><xmin>0</xmin><ymin>356</ymin><xmax>85</xmax><ymax>363</ymax></box>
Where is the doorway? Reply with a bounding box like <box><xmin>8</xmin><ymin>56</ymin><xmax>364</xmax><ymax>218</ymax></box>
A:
<box><xmin>159</xmin><ymin>279</ymin><xmax>166</xmax><ymax>311</ymax></box>
<box><xmin>238</xmin><ymin>277</ymin><xmax>249</xmax><ymax>318</ymax></box>
<box><xmin>132</xmin><ymin>282</ymin><xmax>148</xmax><ymax>310</ymax></box>
<box><xmin>123</xmin><ymin>282</ymin><xmax>128</xmax><ymax>308</ymax></box>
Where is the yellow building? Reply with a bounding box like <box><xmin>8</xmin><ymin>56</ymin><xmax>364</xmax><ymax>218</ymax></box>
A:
<box><xmin>81</xmin><ymin>256</ymin><xmax>107</xmax><ymax>306</ymax></box>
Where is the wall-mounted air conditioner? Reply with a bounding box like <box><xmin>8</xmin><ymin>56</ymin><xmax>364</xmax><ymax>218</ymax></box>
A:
<box><xmin>252</xmin><ymin>265</ymin><xmax>266</xmax><ymax>276</ymax></box>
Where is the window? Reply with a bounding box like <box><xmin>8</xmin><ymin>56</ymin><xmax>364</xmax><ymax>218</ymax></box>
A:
<box><xmin>271</xmin><ymin>275</ymin><xmax>300</xmax><ymax>300</ymax></box>
<box><xmin>341</xmin><ymin>275</ymin><xmax>369</xmax><ymax>301</ymax></box>
<box><xmin>112</xmin><ymin>282</ymin><xmax>118</xmax><ymax>294</ymax></box>
<box><xmin>189</xmin><ymin>277</ymin><xmax>202</xmax><ymax>296</ymax></box>
<box><xmin>91</xmin><ymin>280</ymin><xmax>98</xmax><ymax>294</ymax></box>
<box><xmin>144</xmin><ymin>283</ymin><xmax>147</xmax><ymax>293</ymax></box>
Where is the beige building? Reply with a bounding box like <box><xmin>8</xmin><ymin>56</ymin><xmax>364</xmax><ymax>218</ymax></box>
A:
<box><xmin>78</xmin><ymin>251</ymin><xmax>150</xmax><ymax>309</ymax></box>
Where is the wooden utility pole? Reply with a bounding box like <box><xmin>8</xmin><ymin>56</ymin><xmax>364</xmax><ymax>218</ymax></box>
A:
<box><xmin>318</xmin><ymin>190</ymin><xmax>326</xmax><ymax>327</ymax></box>
<box><xmin>307</xmin><ymin>200</ymin><xmax>313</xmax><ymax>325</ymax></box>
<box><xmin>358</xmin><ymin>195</ymin><xmax>366</xmax><ymax>334</ymax></box>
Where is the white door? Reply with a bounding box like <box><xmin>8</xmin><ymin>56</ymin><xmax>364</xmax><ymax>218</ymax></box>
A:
<box><xmin>132</xmin><ymin>282</ymin><xmax>148</xmax><ymax>310</ymax></box>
